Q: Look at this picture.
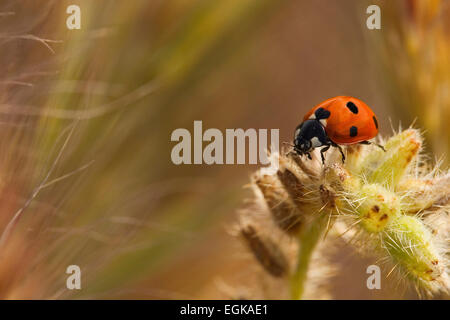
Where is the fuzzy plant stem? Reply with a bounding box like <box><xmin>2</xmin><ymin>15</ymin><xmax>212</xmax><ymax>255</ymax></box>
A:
<box><xmin>290</xmin><ymin>213</ymin><xmax>328</xmax><ymax>299</ymax></box>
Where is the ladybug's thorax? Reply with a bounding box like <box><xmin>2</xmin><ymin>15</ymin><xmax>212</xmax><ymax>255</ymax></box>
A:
<box><xmin>293</xmin><ymin>119</ymin><xmax>329</xmax><ymax>154</ymax></box>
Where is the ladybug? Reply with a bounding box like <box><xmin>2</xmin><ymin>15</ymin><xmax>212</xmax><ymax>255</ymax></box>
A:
<box><xmin>293</xmin><ymin>96</ymin><xmax>385</xmax><ymax>163</ymax></box>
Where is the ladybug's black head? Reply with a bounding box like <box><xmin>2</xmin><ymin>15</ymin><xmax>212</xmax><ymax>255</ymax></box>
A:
<box><xmin>293</xmin><ymin>119</ymin><xmax>329</xmax><ymax>155</ymax></box>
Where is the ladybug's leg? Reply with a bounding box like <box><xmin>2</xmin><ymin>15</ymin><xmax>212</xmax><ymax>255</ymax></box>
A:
<box><xmin>331</xmin><ymin>142</ymin><xmax>346</xmax><ymax>163</ymax></box>
<box><xmin>320</xmin><ymin>145</ymin><xmax>330</xmax><ymax>164</ymax></box>
<box><xmin>375</xmin><ymin>143</ymin><xmax>386</xmax><ymax>152</ymax></box>
<box><xmin>360</xmin><ymin>140</ymin><xmax>386</xmax><ymax>152</ymax></box>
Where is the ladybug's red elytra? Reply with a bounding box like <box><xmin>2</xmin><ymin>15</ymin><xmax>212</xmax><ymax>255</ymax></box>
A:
<box><xmin>293</xmin><ymin>96</ymin><xmax>385</xmax><ymax>163</ymax></box>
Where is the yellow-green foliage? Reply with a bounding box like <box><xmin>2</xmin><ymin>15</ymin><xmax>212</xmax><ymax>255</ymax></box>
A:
<box><xmin>242</xmin><ymin>129</ymin><xmax>449</xmax><ymax>299</ymax></box>
<box><xmin>384</xmin><ymin>215</ymin><xmax>442</xmax><ymax>288</ymax></box>
<box><xmin>322</xmin><ymin>129</ymin><xmax>448</xmax><ymax>295</ymax></box>
<box><xmin>372</xmin><ymin>0</ymin><xmax>450</xmax><ymax>161</ymax></box>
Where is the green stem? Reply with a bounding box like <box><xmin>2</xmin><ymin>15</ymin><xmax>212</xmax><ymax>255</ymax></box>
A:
<box><xmin>290</xmin><ymin>213</ymin><xmax>328</xmax><ymax>300</ymax></box>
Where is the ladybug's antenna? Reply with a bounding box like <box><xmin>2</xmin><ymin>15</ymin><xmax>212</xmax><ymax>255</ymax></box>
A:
<box><xmin>282</xmin><ymin>141</ymin><xmax>295</xmax><ymax>153</ymax></box>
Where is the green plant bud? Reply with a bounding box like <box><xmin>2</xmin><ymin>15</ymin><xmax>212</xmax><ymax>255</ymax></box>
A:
<box><xmin>397</xmin><ymin>175</ymin><xmax>450</xmax><ymax>213</ymax></box>
<box><xmin>360</xmin><ymin>129</ymin><xmax>421</xmax><ymax>188</ymax></box>
<box><xmin>383</xmin><ymin>215</ymin><xmax>445</xmax><ymax>291</ymax></box>
<box><xmin>355</xmin><ymin>184</ymin><xmax>401</xmax><ymax>233</ymax></box>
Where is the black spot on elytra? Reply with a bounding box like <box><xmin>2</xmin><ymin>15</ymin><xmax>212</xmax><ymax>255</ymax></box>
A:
<box><xmin>349</xmin><ymin>126</ymin><xmax>358</xmax><ymax>137</ymax></box>
<box><xmin>346</xmin><ymin>101</ymin><xmax>358</xmax><ymax>114</ymax></box>
<box><xmin>314</xmin><ymin>107</ymin><xmax>331</xmax><ymax>120</ymax></box>
<box><xmin>373</xmin><ymin>116</ymin><xmax>379</xmax><ymax>129</ymax></box>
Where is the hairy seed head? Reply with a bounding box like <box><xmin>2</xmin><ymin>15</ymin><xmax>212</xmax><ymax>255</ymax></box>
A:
<box><xmin>239</xmin><ymin>223</ymin><xmax>289</xmax><ymax>277</ymax></box>
<box><xmin>253</xmin><ymin>172</ymin><xmax>304</xmax><ymax>235</ymax></box>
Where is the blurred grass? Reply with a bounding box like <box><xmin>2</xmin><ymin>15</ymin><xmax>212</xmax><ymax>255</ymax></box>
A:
<box><xmin>365</xmin><ymin>0</ymin><xmax>450</xmax><ymax>162</ymax></box>
<box><xmin>0</xmin><ymin>0</ymin><xmax>289</xmax><ymax>298</ymax></box>
<box><xmin>45</xmin><ymin>0</ymin><xmax>285</xmax><ymax>297</ymax></box>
